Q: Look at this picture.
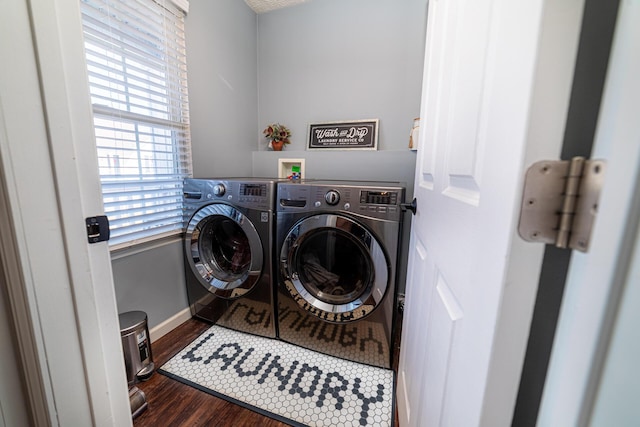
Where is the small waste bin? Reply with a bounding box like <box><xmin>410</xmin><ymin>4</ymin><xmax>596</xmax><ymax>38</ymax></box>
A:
<box><xmin>119</xmin><ymin>311</ymin><xmax>154</xmax><ymax>386</ymax></box>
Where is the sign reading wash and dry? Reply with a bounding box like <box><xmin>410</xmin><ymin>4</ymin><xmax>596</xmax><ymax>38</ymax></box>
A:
<box><xmin>307</xmin><ymin>119</ymin><xmax>379</xmax><ymax>150</ymax></box>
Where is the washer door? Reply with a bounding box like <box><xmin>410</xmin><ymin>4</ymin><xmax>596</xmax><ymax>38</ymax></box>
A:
<box><xmin>280</xmin><ymin>214</ymin><xmax>389</xmax><ymax>322</ymax></box>
<box><xmin>186</xmin><ymin>204</ymin><xmax>263</xmax><ymax>298</ymax></box>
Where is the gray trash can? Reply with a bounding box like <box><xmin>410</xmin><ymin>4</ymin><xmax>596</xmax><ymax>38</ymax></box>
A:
<box><xmin>119</xmin><ymin>311</ymin><xmax>154</xmax><ymax>386</ymax></box>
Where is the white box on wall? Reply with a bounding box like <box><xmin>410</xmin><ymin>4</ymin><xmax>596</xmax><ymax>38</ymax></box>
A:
<box><xmin>278</xmin><ymin>158</ymin><xmax>305</xmax><ymax>179</ymax></box>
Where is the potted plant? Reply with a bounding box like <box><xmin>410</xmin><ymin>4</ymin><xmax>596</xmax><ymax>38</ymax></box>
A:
<box><xmin>263</xmin><ymin>123</ymin><xmax>291</xmax><ymax>151</ymax></box>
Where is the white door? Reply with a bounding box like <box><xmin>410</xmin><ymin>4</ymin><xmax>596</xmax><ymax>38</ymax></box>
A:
<box><xmin>538</xmin><ymin>1</ymin><xmax>640</xmax><ymax>425</ymax></box>
<box><xmin>397</xmin><ymin>0</ymin><xmax>587</xmax><ymax>425</ymax></box>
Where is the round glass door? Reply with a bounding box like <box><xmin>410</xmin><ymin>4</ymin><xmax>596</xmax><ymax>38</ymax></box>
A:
<box><xmin>186</xmin><ymin>204</ymin><xmax>263</xmax><ymax>298</ymax></box>
<box><xmin>280</xmin><ymin>214</ymin><xmax>389</xmax><ymax>322</ymax></box>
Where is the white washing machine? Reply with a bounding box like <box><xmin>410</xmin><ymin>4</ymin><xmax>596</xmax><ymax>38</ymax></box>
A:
<box><xmin>276</xmin><ymin>180</ymin><xmax>405</xmax><ymax>368</ymax></box>
<box><xmin>183</xmin><ymin>178</ymin><xmax>277</xmax><ymax>338</ymax></box>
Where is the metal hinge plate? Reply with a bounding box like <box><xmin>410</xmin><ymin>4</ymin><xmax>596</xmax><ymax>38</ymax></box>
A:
<box><xmin>518</xmin><ymin>157</ymin><xmax>606</xmax><ymax>252</ymax></box>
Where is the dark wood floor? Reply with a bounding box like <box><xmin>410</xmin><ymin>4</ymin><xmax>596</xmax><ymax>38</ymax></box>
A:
<box><xmin>133</xmin><ymin>316</ymin><xmax>402</xmax><ymax>426</ymax></box>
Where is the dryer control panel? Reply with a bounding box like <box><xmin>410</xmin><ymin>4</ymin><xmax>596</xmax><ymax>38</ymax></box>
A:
<box><xmin>277</xmin><ymin>181</ymin><xmax>405</xmax><ymax>221</ymax></box>
<box><xmin>360</xmin><ymin>190</ymin><xmax>399</xmax><ymax>205</ymax></box>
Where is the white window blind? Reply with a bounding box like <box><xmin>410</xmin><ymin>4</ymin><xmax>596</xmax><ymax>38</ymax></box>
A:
<box><xmin>80</xmin><ymin>0</ymin><xmax>192</xmax><ymax>247</ymax></box>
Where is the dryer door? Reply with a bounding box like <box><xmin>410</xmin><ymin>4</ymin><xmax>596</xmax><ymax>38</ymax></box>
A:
<box><xmin>186</xmin><ymin>204</ymin><xmax>263</xmax><ymax>298</ymax></box>
<box><xmin>280</xmin><ymin>213</ymin><xmax>389</xmax><ymax>322</ymax></box>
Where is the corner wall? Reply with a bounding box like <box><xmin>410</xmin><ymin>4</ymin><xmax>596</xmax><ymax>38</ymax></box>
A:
<box><xmin>254</xmin><ymin>0</ymin><xmax>428</xmax><ymax>293</ymax></box>
<box><xmin>109</xmin><ymin>0</ymin><xmax>260</xmax><ymax>331</ymax></box>
<box><xmin>110</xmin><ymin>0</ymin><xmax>427</xmax><ymax>330</ymax></box>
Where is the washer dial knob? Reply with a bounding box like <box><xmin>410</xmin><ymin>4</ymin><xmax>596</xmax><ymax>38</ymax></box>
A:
<box><xmin>324</xmin><ymin>190</ymin><xmax>340</xmax><ymax>205</ymax></box>
<box><xmin>212</xmin><ymin>184</ymin><xmax>226</xmax><ymax>197</ymax></box>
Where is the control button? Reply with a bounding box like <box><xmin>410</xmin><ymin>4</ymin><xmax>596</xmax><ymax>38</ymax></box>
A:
<box><xmin>325</xmin><ymin>190</ymin><xmax>340</xmax><ymax>205</ymax></box>
<box><xmin>344</xmin><ymin>203</ymin><xmax>351</xmax><ymax>210</ymax></box>
<box><xmin>360</xmin><ymin>206</ymin><xmax>367</xmax><ymax>211</ymax></box>
<box><xmin>378</xmin><ymin>207</ymin><xmax>387</xmax><ymax>213</ymax></box>
<box><xmin>212</xmin><ymin>184</ymin><xmax>226</xmax><ymax>197</ymax></box>
<box><xmin>206</xmin><ymin>193</ymin><xmax>212</xmax><ymax>199</ymax></box>
<box><xmin>388</xmin><ymin>207</ymin><xmax>397</xmax><ymax>213</ymax></box>
<box><xmin>368</xmin><ymin>206</ymin><xmax>377</xmax><ymax>212</ymax></box>
<box><xmin>314</xmin><ymin>201</ymin><xmax>322</xmax><ymax>208</ymax></box>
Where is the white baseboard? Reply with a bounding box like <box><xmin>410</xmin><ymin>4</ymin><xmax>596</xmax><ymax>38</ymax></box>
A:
<box><xmin>149</xmin><ymin>307</ymin><xmax>192</xmax><ymax>343</ymax></box>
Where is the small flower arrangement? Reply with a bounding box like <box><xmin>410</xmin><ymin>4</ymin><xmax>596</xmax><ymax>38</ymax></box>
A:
<box><xmin>263</xmin><ymin>123</ymin><xmax>291</xmax><ymax>145</ymax></box>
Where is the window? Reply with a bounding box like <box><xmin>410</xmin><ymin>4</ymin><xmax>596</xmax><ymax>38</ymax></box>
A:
<box><xmin>80</xmin><ymin>0</ymin><xmax>192</xmax><ymax>247</ymax></box>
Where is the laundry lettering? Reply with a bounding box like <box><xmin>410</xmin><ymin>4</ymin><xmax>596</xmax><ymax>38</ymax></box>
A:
<box><xmin>207</xmin><ymin>342</ymin><xmax>241</xmax><ymax>369</ymax></box>
<box><xmin>339</xmin><ymin>324</ymin><xmax>357</xmax><ymax>347</ymax></box>
<box><xmin>316</xmin><ymin>371</ymin><xmax>348</xmax><ymax>410</ymax></box>
<box><xmin>223</xmin><ymin>302</ymin><xmax>269</xmax><ymax>326</ymax></box>
<box><xmin>234</xmin><ymin>348</ymin><xmax>271</xmax><ymax>377</ymax></box>
<box><xmin>183</xmin><ymin>333</ymin><xmax>386</xmax><ymax>423</ymax></box>
<box><xmin>220</xmin><ymin>298</ymin><xmax>389</xmax><ymax>367</ymax></box>
<box><xmin>181</xmin><ymin>332</ymin><xmax>215</xmax><ymax>362</ymax></box>
<box><xmin>290</xmin><ymin>363</ymin><xmax>323</xmax><ymax>399</ymax></box>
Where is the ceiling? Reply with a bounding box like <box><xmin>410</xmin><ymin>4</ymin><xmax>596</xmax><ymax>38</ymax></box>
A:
<box><xmin>244</xmin><ymin>0</ymin><xmax>312</xmax><ymax>14</ymax></box>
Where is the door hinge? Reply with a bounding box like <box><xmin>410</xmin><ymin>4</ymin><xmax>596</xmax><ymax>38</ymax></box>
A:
<box><xmin>518</xmin><ymin>156</ymin><xmax>605</xmax><ymax>252</ymax></box>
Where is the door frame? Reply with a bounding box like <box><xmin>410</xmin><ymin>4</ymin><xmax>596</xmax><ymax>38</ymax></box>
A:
<box><xmin>0</xmin><ymin>0</ymin><xmax>130</xmax><ymax>425</ymax></box>
<box><xmin>538</xmin><ymin>0</ymin><xmax>640</xmax><ymax>423</ymax></box>
<box><xmin>512</xmin><ymin>0</ymin><xmax>621</xmax><ymax>423</ymax></box>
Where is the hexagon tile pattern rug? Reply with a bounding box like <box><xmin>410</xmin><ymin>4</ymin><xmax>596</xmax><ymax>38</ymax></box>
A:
<box><xmin>159</xmin><ymin>325</ymin><xmax>395</xmax><ymax>427</ymax></box>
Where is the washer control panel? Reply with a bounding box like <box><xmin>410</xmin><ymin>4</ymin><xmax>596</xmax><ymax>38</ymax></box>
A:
<box><xmin>183</xmin><ymin>178</ymin><xmax>274</xmax><ymax>211</ymax></box>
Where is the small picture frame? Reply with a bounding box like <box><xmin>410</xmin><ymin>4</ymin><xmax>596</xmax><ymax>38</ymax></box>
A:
<box><xmin>307</xmin><ymin>119</ymin><xmax>379</xmax><ymax>150</ymax></box>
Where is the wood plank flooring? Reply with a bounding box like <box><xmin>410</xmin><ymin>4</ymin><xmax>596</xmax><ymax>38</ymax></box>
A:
<box><xmin>133</xmin><ymin>316</ymin><xmax>402</xmax><ymax>426</ymax></box>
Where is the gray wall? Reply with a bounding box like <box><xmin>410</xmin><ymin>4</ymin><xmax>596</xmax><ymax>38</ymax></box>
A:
<box><xmin>256</xmin><ymin>0</ymin><xmax>428</xmax><ymax>152</ymax></box>
<box><xmin>111</xmin><ymin>240</ymin><xmax>188</xmax><ymax>329</ymax></box>
<box><xmin>254</xmin><ymin>0</ymin><xmax>428</xmax><ymax>293</ymax></box>
<box><xmin>111</xmin><ymin>0</ymin><xmax>427</xmax><ymax>327</ymax></box>
<box><xmin>186</xmin><ymin>0</ymin><xmax>258</xmax><ymax>178</ymax></box>
<box><xmin>110</xmin><ymin>0</ymin><xmax>259</xmax><ymax>328</ymax></box>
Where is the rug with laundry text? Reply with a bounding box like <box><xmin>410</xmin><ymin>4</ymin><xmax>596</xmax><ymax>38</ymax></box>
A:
<box><xmin>159</xmin><ymin>325</ymin><xmax>394</xmax><ymax>427</ymax></box>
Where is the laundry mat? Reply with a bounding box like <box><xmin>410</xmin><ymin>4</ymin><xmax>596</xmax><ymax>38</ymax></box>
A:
<box><xmin>159</xmin><ymin>325</ymin><xmax>395</xmax><ymax>427</ymax></box>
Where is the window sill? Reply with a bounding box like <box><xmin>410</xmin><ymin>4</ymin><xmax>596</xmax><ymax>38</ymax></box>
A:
<box><xmin>109</xmin><ymin>231</ymin><xmax>183</xmax><ymax>261</ymax></box>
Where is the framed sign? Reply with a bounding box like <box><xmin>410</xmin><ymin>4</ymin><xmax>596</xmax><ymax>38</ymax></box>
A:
<box><xmin>307</xmin><ymin>119</ymin><xmax>379</xmax><ymax>150</ymax></box>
